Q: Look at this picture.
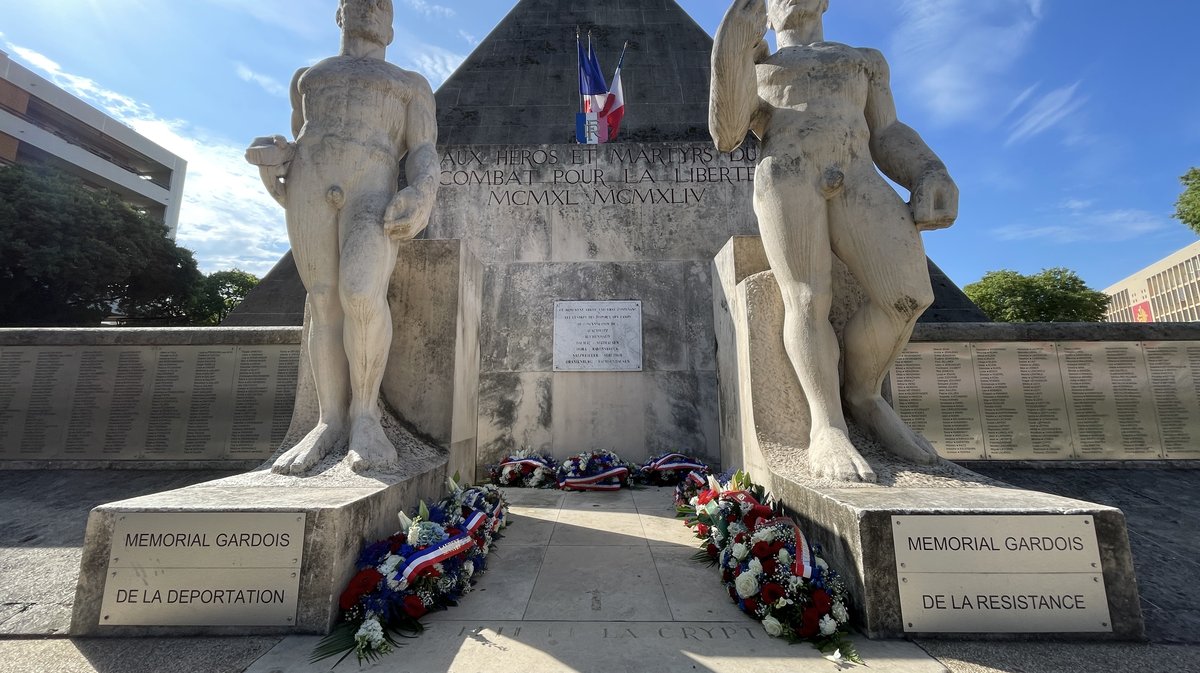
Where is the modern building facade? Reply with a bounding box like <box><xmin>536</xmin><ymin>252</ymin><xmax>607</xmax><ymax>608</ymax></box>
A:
<box><xmin>0</xmin><ymin>49</ymin><xmax>186</xmax><ymax>238</ymax></box>
<box><xmin>1104</xmin><ymin>239</ymin><xmax>1200</xmax><ymax>323</ymax></box>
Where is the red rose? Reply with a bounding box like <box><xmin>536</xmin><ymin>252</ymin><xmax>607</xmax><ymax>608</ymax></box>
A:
<box><xmin>697</xmin><ymin>523</ymin><xmax>711</xmax><ymax>537</ymax></box>
<box><xmin>798</xmin><ymin>607</ymin><xmax>822</xmax><ymax>638</ymax></box>
<box><xmin>706</xmin><ymin>543</ymin><xmax>720</xmax><ymax>558</ymax></box>
<box><xmin>726</xmin><ymin>513</ymin><xmax>738</xmax><ymax>523</ymax></box>
<box><xmin>727</xmin><ymin>585</ymin><xmax>739</xmax><ymax>601</ymax></box>
<box><xmin>734</xmin><ymin>533</ymin><xmax>747</xmax><ymax>544</ymax></box>
<box><xmin>722</xmin><ymin>568</ymin><xmax>733</xmax><ymax>583</ymax></box>
<box><xmin>769</xmin><ymin>540</ymin><xmax>786</xmax><ymax>554</ymax></box>
<box><xmin>697</xmin><ymin>489</ymin><xmax>718</xmax><ymax>505</ymax></box>
<box><xmin>761</xmin><ymin>582</ymin><xmax>786</xmax><ymax>604</ymax></box>
<box><xmin>761</xmin><ymin>558</ymin><xmax>778</xmax><ymax>576</ymax></box>
<box><xmin>402</xmin><ymin>594</ymin><xmax>427</xmax><ymax>618</ymax></box>
<box><xmin>521</xmin><ymin>464</ymin><xmax>534</xmax><ymax>474</ymax></box>
<box><xmin>446</xmin><ymin>528</ymin><xmax>461</xmax><ymax>536</ymax></box>
<box><xmin>752</xmin><ymin>541</ymin><xmax>773</xmax><ymax>559</ymax></box>
<box><xmin>812</xmin><ymin>589</ymin><xmax>832</xmax><ymax>614</ymax></box>
<box><xmin>338</xmin><ymin>568</ymin><xmax>383</xmax><ymax>610</ymax></box>
<box><xmin>743</xmin><ymin>597</ymin><xmax>759</xmax><ymax>613</ymax></box>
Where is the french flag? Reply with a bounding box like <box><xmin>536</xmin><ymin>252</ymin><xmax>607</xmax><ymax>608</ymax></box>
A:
<box><xmin>600</xmin><ymin>44</ymin><xmax>628</xmax><ymax>141</ymax></box>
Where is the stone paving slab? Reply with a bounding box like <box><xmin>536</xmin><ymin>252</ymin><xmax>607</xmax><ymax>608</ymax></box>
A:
<box><xmin>915</xmin><ymin>640</ymin><xmax>1198</xmax><ymax>673</ymax></box>
<box><xmin>0</xmin><ymin>637</ymin><xmax>282</xmax><ymax>673</ymax></box>
<box><xmin>245</xmin><ymin>622</ymin><xmax>949</xmax><ymax>673</ymax></box>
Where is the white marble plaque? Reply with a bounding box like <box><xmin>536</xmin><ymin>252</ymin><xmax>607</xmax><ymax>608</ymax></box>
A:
<box><xmin>101</xmin><ymin>512</ymin><xmax>305</xmax><ymax>626</ymax></box>
<box><xmin>893</xmin><ymin>515</ymin><xmax>1110</xmax><ymax>633</ymax></box>
<box><xmin>890</xmin><ymin>344</ymin><xmax>985</xmax><ymax>460</ymax></box>
<box><xmin>0</xmin><ymin>344</ymin><xmax>300</xmax><ymax>460</ymax></box>
<box><xmin>553</xmin><ymin>301</ymin><xmax>643</xmax><ymax>372</ymax></box>
<box><xmin>1143</xmin><ymin>342</ymin><xmax>1200</xmax><ymax>459</ymax></box>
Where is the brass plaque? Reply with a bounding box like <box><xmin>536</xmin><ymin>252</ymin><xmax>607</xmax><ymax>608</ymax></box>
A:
<box><xmin>893</xmin><ymin>515</ymin><xmax>1101</xmax><ymax>574</ymax></box>
<box><xmin>897</xmin><ymin>572</ymin><xmax>1113</xmax><ymax>633</ymax></box>
<box><xmin>101</xmin><ymin>568</ymin><xmax>302</xmax><ymax>626</ymax></box>
<box><xmin>893</xmin><ymin>515</ymin><xmax>1111</xmax><ymax>633</ymax></box>
<box><xmin>101</xmin><ymin>512</ymin><xmax>305</xmax><ymax>626</ymax></box>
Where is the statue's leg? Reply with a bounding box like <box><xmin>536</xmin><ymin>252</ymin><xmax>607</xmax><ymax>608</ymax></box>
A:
<box><xmin>338</xmin><ymin>191</ymin><xmax>402</xmax><ymax>472</ymax></box>
<box><xmin>755</xmin><ymin>156</ymin><xmax>875</xmax><ymax>483</ymax></box>
<box><xmin>272</xmin><ymin>165</ymin><xmax>351</xmax><ymax>474</ymax></box>
<box><xmin>829</xmin><ymin>166</ymin><xmax>938</xmax><ymax>464</ymax></box>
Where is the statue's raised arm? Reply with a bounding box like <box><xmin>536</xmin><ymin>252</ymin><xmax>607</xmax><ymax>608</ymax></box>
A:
<box><xmin>861</xmin><ymin>48</ymin><xmax>959</xmax><ymax>231</ymax></box>
<box><xmin>710</xmin><ymin>0</ymin><xmax>770</xmax><ymax>152</ymax></box>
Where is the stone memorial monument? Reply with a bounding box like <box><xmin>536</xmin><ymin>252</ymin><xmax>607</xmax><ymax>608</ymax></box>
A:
<box><xmin>71</xmin><ymin>0</ymin><xmax>479</xmax><ymax>637</ymax></box>
<box><xmin>710</xmin><ymin>0</ymin><xmax>957</xmax><ymax>482</ymax></box>
<box><xmin>709</xmin><ymin>0</ymin><xmax>1142</xmax><ymax>639</ymax></box>
<box><xmin>245</xmin><ymin>0</ymin><xmax>440</xmax><ymax>475</ymax></box>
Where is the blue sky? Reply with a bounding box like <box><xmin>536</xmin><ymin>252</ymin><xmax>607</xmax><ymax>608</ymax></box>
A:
<box><xmin>2</xmin><ymin>0</ymin><xmax>1198</xmax><ymax>292</ymax></box>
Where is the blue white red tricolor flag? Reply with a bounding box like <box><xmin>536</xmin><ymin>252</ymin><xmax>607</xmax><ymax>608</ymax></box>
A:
<box><xmin>576</xmin><ymin>32</ymin><xmax>628</xmax><ymax>144</ymax></box>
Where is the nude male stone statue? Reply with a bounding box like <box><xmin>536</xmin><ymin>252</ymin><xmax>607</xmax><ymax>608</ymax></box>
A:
<box><xmin>710</xmin><ymin>0</ymin><xmax>959</xmax><ymax>482</ymax></box>
<box><xmin>245</xmin><ymin>0</ymin><xmax>439</xmax><ymax>474</ymax></box>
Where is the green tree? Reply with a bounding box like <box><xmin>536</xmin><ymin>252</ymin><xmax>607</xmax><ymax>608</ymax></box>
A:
<box><xmin>0</xmin><ymin>164</ymin><xmax>202</xmax><ymax>326</ymax></box>
<box><xmin>964</xmin><ymin>268</ymin><xmax>1109</xmax><ymax>323</ymax></box>
<box><xmin>1174</xmin><ymin>167</ymin><xmax>1200</xmax><ymax>235</ymax></box>
<box><xmin>188</xmin><ymin>269</ymin><xmax>260</xmax><ymax>325</ymax></box>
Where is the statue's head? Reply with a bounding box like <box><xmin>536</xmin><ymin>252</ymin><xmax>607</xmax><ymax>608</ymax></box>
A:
<box><xmin>767</xmin><ymin>0</ymin><xmax>829</xmax><ymax>31</ymax></box>
<box><xmin>337</xmin><ymin>0</ymin><xmax>394</xmax><ymax>47</ymax></box>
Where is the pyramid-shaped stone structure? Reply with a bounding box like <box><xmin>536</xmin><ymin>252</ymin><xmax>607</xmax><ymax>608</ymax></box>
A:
<box><xmin>226</xmin><ymin>0</ymin><xmax>986</xmax><ymax>325</ymax></box>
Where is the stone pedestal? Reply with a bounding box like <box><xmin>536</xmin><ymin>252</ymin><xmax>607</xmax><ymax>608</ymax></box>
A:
<box><xmin>71</xmin><ymin>239</ymin><xmax>481</xmax><ymax>636</ymax></box>
<box><xmin>711</xmin><ymin>237</ymin><xmax>1144</xmax><ymax>640</ymax></box>
<box><xmin>70</xmin><ymin>455</ymin><xmax>445</xmax><ymax>636</ymax></box>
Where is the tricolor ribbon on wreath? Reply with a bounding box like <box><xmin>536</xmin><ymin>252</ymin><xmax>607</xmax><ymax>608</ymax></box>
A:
<box><xmin>398</xmin><ymin>510</ymin><xmax>489</xmax><ymax>584</ymax></box>
<box><xmin>760</xmin><ymin>516</ymin><xmax>816</xmax><ymax>580</ymax></box>
<box><xmin>643</xmin><ymin>453</ymin><xmax>707</xmax><ymax>475</ymax></box>
<box><xmin>499</xmin><ymin>457</ymin><xmax>554</xmax><ymax>471</ymax></box>
<box><xmin>559</xmin><ymin>466</ymin><xmax>630</xmax><ymax>491</ymax></box>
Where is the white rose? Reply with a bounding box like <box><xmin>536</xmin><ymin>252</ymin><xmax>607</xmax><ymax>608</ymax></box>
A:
<box><xmin>762</xmin><ymin>615</ymin><xmax>784</xmax><ymax>637</ymax></box>
<box><xmin>777</xmin><ymin>549</ymin><xmax>791</xmax><ymax>566</ymax></box>
<box><xmin>735</xmin><ymin>571</ymin><xmax>759</xmax><ymax>599</ymax></box>
<box><xmin>748</xmin><ymin>558</ymin><xmax>763</xmax><ymax>577</ymax></box>
<box><xmin>378</xmin><ymin>554</ymin><xmax>402</xmax><ymax>575</ymax></box>
<box><xmin>751</xmin><ymin>528</ymin><xmax>777</xmax><ymax>544</ymax></box>
<box><xmin>832</xmin><ymin>600</ymin><xmax>849</xmax><ymax>624</ymax></box>
<box><xmin>819</xmin><ymin>614</ymin><xmax>838</xmax><ymax>636</ymax></box>
<box><xmin>816</xmin><ymin>556</ymin><xmax>829</xmax><ymax>570</ymax></box>
<box><xmin>732</xmin><ymin>543</ymin><xmax>749</xmax><ymax>561</ymax></box>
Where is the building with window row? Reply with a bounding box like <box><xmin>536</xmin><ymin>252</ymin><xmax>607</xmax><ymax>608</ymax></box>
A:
<box><xmin>1104</xmin><ymin>239</ymin><xmax>1200</xmax><ymax>323</ymax></box>
<box><xmin>0</xmin><ymin>49</ymin><xmax>186</xmax><ymax>238</ymax></box>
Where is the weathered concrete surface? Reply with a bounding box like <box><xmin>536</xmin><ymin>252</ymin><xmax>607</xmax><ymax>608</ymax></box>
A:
<box><xmin>282</xmin><ymin>239</ymin><xmax>480</xmax><ymax>481</ymax></box>
<box><xmin>70</xmin><ymin>423</ymin><xmax>448</xmax><ymax>637</ymax></box>
<box><xmin>970</xmin><ymin>466</ymin><xmax>1200</xmax><ymax>646</ymax></box>
<box><xmin>713</xmin><ymin>237</ymin><xmax>1144</xmax><ymax>640</ymax></box>
<box><xmin>0</xmin><ymin>470</ymin><xmax>239</xmax><ymax>636</ymax></box>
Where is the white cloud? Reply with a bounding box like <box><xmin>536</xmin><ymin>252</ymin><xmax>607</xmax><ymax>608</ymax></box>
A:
<box><xmin>458</xmin><ymin>30</ymin><xmax>479</xmax><ymax>47</ymax></box>
<box><xmin>401</xmin><ymin>46</ymin><xmax>465</xmax><ymax>88</ymax></box>
<box><xmin>236</xmin><ymin>63</ymin><xmax>289</xmax><ymax>97</ymax></box>
<box><xmin>403</xmin><ymin>0</ymin><xmax>455</xmax><ymax>19</ymax></box>
<box><xmin>6</xmin><ymin>44</ymin><xmax>289</xmax><ymax>276</ymax></box>
<box><xmin>995</xmin><ymin>204</ymin><xmax>1169</xmax><ymax>243</ymax></box>
<box><xmin>1005</xmin><ymin>81</ymin><xmax>1087</xmax><ymax>146</ymax></box>
<box><xmin>201</xmin><ymin>0</ymin><xmax>332</xmax><ymax>40</ymax></box>
<box><xmin>891</xmin><ymin>0</ymin><xmax>1044</xmax><ymax>124</ymax></box>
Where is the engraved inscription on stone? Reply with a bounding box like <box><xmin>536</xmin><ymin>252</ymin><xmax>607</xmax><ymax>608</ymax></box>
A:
<box><xmin>893</xmin><ymin>340</ymin><xmax>1200</xmax><ymax>461</ymax></box>
<box><xmin>553</xmin><ymin>301</ymin><xmax>643</xmax><ymax>372</ymax></box>
<box><xmin>101</xmin><ymin>512</ymin><xmax>305</xmax><ymax>626</ymax></box>
<box><xmin>0</xmin><ymin>344</ymin><xmax>301</xmax><ymax>460</ymax></box>
<box><xmin>1102</xmin><ymin>343</ymin><xmax>1161</xmax><ymax>457</ymax></box>
<box><xmin>1143</xmin><ymin>342</ymin><xmax>1200</xmax><ymax>459</ymax></box>
<box><xmin>891</xmin><ymin>343</ymin><xmax>984</xmax><ymax>460</ymax></box>
<box><xmin>893</xmin><ymin>515</ymin><xmax>1111</xmax><ymax>633</ymax></box>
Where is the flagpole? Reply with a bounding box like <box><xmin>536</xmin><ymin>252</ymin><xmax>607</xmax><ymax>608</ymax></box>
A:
<box><xmin>616</xmin><ymin>41</ymin><xmax>629</xmax><ymax>71</ymax></box>
<box><xmin>576</xmin><ymin>26</ymin><xmax>583</xmax><ymax>115</ymax></box>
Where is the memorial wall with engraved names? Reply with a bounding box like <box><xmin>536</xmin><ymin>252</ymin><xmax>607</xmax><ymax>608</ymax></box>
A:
<box><xmin>891</xmin><ymin>341</ymin><xmax>1200</xmax><ymax>460</ymax></box>
<box><xmin>0</xmin><ymin>343</ymin><xmax>300</xmax><ymax>461</ymax></box>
